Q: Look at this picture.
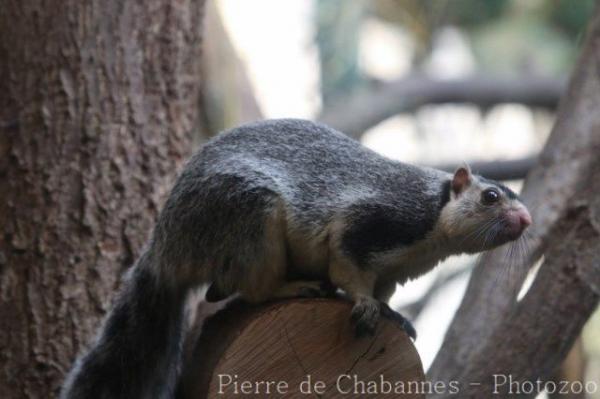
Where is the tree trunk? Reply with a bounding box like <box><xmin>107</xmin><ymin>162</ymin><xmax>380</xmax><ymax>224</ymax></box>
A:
<box><xmin>201</xmin><ymin>0</ymin><xmax>263</xmax><ymax>135</ymax></box>
<box><xmin>428</xmin><ymin>4</ymin><xmax>600</xmax><ymax>397</ymax></box>
<box><xmin>0</xmin><ymin>1</ymin><xmax>206</xmax><ymax>397</ymax></box>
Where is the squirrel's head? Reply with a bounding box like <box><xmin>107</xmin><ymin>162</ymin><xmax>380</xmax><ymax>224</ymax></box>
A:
<box><xmin>439</xmin><ymin>165</ymin><xmax>532</xmax><ymax>253</ymax></box>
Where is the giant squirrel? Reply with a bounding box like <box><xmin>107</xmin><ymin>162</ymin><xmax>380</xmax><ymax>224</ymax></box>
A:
<box><xmin>62</xmin><ymin>119</ymin><xmax>531</xmax><ymax>399</ymax></box>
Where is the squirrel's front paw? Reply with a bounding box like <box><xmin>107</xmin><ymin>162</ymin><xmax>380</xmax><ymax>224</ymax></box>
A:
<box><xmin>351</xmin><ymin>297</ymin><xmax>380</xmax><ymax>337</ymax></box>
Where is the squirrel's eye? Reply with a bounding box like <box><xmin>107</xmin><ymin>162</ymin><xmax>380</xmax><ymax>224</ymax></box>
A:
<box><xmin>481</xmin><ymin>188</ymin><xmax>500</xmax><ymax>205</ymax></box>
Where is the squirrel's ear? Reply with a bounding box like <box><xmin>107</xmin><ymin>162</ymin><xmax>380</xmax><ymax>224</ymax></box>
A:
<box><xmin>452</xmin><ymin>166</ymin><xmax>472</xmax><ymax>195</ymax></box>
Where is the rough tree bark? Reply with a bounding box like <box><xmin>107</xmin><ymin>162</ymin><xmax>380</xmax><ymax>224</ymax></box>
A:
<box><xmin>428</xmin><ymin>5</ymin><xmax>600</xmax><ymax>397</ymax></box>
<box><xmin>0</xmin><ymin>1</ymin><xmax>206</xmax><ymax>397</ymax></box>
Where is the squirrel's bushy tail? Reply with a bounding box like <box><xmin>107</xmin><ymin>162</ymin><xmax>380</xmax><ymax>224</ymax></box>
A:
<box><xmin>61</xmin><ymin>250</ymin><xmax>188</xmax><ymax>399</ymax></box>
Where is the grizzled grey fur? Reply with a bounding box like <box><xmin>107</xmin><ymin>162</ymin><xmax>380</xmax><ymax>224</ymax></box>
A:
<box><xmin>62</xmin><ymin>119</ymin><xmax>529</xmax><ymax>399</ymax></box>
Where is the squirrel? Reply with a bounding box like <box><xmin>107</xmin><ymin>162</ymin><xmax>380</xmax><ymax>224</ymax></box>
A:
<box><xmin>61</xmin><ymin>118</ymin><xmax>531</xmax><ymax>399</ymax></box>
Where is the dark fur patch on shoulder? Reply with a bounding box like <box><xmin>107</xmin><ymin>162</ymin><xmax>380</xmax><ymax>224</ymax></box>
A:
<box><xmin>341</xmin><ymin>204</ymin><xmax>427</xmax><ymax>265</ymax></box>
<box><xmin>478</xmin><ymin>176</ymin><xmax>518</xmax><ymax>200</ymax></box>
<box><xmin>341</xmin><ymin>185</ymin><xmax>446</xmax><ymax>266</ymax></box>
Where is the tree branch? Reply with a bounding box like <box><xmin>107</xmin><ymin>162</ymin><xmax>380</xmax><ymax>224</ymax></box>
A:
<box><xmin>428</xmin><ymin>5</ymin><xmax>600</xmax><ymax>397</ymax></box>
<box><xmin>432</xmin><ymin>156</ymin><xmax>538</xmax><ymax>181</ymax></box>
<box><xmin>318</xmin><ymin>75</ymin><xmax>565</xmax><ymax>139</ymax></box>
<box><xmin>201</xmin><ymin>1</ymin><xmax>263</xmax><ymax>137</ymax></box>
<box><xmin>399</xmin><ymin>266</ymin><xmax>472</xmax><ymax>320</ymax></box>
<box><xmin>439</xmin><ymin>205</ymin><xmax>600</xmax><ymax>397</ymax></box>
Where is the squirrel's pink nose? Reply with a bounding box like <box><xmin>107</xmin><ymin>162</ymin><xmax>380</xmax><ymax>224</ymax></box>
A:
<box><xmin>519</xmin><ymin>208</ymin><xmax>532</xmax><ymax>229</ymax></box>
<box><xmin>504</xmin><ymin>207</ymin><xmax>532</xmax><ymax>240</ymax></box>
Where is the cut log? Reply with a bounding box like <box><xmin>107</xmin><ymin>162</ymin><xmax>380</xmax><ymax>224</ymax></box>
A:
<box><xmin>178</xmin><ymin>298</ymin><xmax>425</xmax><ymax>398</ymax></box>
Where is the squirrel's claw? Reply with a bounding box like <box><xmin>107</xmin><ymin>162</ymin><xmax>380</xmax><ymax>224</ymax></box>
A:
<box><xmin>379</xmin><ymin>302</ymin><xmax>417</xmax><ymax>340</ymax></box>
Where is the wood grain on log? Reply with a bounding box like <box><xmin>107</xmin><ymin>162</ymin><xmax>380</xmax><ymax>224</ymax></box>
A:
<box><xmin>178</xmin><ymin>299</ymin><xmax>425</xmax><ymax>398</ymax></box>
